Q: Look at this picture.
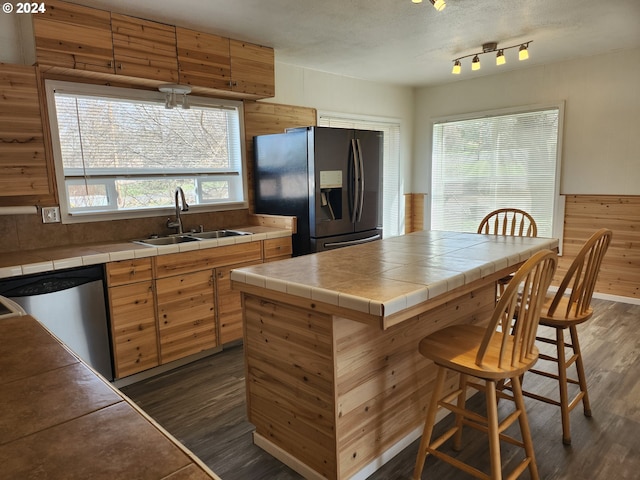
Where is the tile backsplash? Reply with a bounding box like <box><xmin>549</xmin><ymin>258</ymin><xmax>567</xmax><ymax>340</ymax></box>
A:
<box><xmin>0</xmin><ymin>209</ymin><xmax>251</xmax><ymax>253</ymax></box>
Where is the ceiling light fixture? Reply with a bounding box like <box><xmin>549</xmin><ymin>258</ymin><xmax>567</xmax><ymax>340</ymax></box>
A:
<box><xmin>451</xmin><ymin>40</ymin><xmax>532</xmax><ymax>75</ymax></box>
<box><xmin>158</xmin><ymin>84</ymin><xmax>192</xmax><ymax>109</ymax></box>
<box><xmin>411</xmin><ymin>0</ymin><xmax>446</xmax><ymax>11</ymax></box>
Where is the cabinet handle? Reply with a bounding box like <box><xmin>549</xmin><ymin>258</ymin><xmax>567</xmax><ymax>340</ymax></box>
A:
<box><xmin>118</xmin><ymin>63</ymin><xmax>124</xmax><ymax>70</ymax></box>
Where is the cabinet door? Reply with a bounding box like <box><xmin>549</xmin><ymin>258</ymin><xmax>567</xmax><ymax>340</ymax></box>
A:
<box><xmin>111</xmin><ymin>13</ymin><xmax>179</xmax><ymax>82</ymax></box>
<box><xmin>0</xmin><ymin>65</ymin><xmax>53</xmax><ymax>200</ymax></box>
<box><xmin>176</xmin><ymin>27</ymin><xmax>231</xmax><ymax>91</ymax></box>
<box><xmin>216</xmin><ymin>260</ymin><xmax>261</xmax><ymax>344</ymax></box>
<box><xmin>108</xmin><ymin>281</ymin><xmax>159</xmax><ymax>378</ymax></box>
<box><xmin>229</xmin><ymin>40</ymin><xmax>275</xmax><ymax>98</ymax></box>
<box><xmin>32</xmin><ymin>0</ymin><xmax>114</xmax><ymax>73</ymax></box>
<box><xmin>156</xmin><ymin>270</ymin><xmax>216</xmax><ymax>364</ymax></box>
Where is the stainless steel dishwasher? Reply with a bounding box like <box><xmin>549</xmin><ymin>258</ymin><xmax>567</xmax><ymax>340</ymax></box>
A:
<box><xmin>0</xmin><ymin>264</ymin><xmax>113</xmax><ymax>380</ymax></box>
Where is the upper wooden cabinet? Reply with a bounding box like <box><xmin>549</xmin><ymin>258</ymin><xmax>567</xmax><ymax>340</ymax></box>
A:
<box><xmin>230</xmin><ymin>40</ymin><xmax>275</xmax><ymax>97</ymax></box>
<box><xmin>111</xmin><ymin>13</ymin><xmax>179</xmax><ymax>83</ymax></box>
<box><xmin>31</xmin><ymin>0</ymin><xmax>274</xmax><ymax>99</ymax></box>
<box><xmin>176</xmin><ymin>27</ymin><xmax>231</xmax><ymax>91</ymax></box>
<box><xmin>32</xmin><ymin>0</ymin><xmax>114</xmax><ymax>73</ymax></box>
<box><xmin>0</xmin><ymin>64</ymin><xmax>54</xmax><ymax>201</ymax></box>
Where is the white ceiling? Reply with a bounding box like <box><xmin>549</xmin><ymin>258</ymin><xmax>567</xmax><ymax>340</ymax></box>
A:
<box><xmin>71</xmin><ymin>0</ymin><xmax>640</xmax><ymax>87</ymax></box>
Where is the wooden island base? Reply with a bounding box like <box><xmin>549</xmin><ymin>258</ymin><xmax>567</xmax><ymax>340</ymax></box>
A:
<box><xmin>242</xmin><ymin>282</ymin><xmax>496</xmax><ymax>479</ymax></box>
<box><xmin>232</xmin><ymin>230</ymin><xmax>558</xmax><ymax>479</ymax></box>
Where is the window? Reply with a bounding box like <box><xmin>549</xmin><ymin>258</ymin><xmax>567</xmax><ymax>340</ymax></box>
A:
<box><xmin>430</xmin><ymin>104</ymin><xmax>563</xmax><ymax>238</ymax></box>
<box><xmin>318</xmin><ymin>112</ymin><xmax>402</xmax><ymax>237</ymax></box>
<box><xmin>45</xmin><ymin>81</ymin><xmax>246</xmax><ymax>223</ymax></box>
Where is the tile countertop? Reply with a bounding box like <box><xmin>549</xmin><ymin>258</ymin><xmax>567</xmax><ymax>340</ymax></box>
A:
<box><xmin>0</xmin><ymin>226</ymin><xmax>292</xmax><ymax>279</ymax></box>
<box><xmin>0</xmin><ymin>314</ymin><xmax>221</xmax><ymax>479</ymax></box>
<box><xmin>230</xmin><ymin>230</ymin><xmax>559</xmax><ymax>321</ymax></box>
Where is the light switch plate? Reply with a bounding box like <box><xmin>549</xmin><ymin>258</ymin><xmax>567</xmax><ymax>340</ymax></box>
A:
<box><xmin>42</xmin><ymin>206</ymin><xmax>61</xmax><ymax>223</ymax></box>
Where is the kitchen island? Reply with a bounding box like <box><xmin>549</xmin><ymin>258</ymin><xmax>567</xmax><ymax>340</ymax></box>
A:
<box><xmin>230</xmin><ymin>230</ymin><xmax>558</xmax><ymax>480</ymax></box>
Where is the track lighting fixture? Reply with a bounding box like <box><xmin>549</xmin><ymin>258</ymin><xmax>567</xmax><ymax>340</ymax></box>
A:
<box><xmin>411</xmin><ymin>0</ymin><xmax>446</xmax><ymax>11</ymax></box>
<box><xmin>451</xmin><ymin>40</ymin><xmax>532</xmax><ymax>75</ymax></box>
<box><xmin>158</xmin><ymin>84</ymin><xmax>192</xmax><ymax>109</ymax></box>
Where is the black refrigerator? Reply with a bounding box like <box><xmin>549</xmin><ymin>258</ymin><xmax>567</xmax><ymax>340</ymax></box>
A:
<box><xmin>254</xmin><ymin>126</ymin><xmax>383</xmax><ymax>256</ymax></box>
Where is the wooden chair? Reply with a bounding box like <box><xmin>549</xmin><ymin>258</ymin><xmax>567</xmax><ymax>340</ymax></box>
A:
<box><xmin>477</xmin><ymin>208</ymin><xmax>538</xmax><ymax>237</ymax></box>
<box><xmin>521</xmin><ymin>228</ymin><xmax>612</xmax><ymax>445</ymax></box>
<box><xmin>477</xmin><ymin>208</ymin><xmax>538</xmax><ymax>297</ymax></box>
<box><xmin>413</xmin><ymin>249</ymin><xmax>557</xmax><ymax>480</ymax></box>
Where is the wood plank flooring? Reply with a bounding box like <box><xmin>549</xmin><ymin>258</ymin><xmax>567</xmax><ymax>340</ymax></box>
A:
<box><xmin>121</xmin><ymin>299</ymin><xmax>640</xmax><ymax>479</ymax></box>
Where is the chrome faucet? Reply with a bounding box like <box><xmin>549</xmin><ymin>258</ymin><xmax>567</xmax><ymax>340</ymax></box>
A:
<box><xmin>167</xmin><ymin>187</ymin><xmax>189</xmax><ymax>233</ymax></box>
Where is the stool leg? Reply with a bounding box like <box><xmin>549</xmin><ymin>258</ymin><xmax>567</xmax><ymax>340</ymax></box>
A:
<box><xmin>510</xmin><ymin>375</ymin><xmax>540</xmax><ymax>480</ymax></box>
<box><xmin>413</xmin><ymin>367</ymin><xmax>446</xmax><ymax>480</ymax></box>
<box><xmin>453</xmin><ymin>374</ymin><xmax>468</xmax><ymax>451</ymax></box>
<box><xmin>556</xmin><ymin>328</ymin><xmax>572</xmax><ymax>445</ymax></box>
<box><xmin>570</xmin><ymin>325</ymin><xmax>592</xmax><ymax>417</ymax></box>
<box><xmin>485</xmin><ymin>380</ymin><xmax>502</xmax><ymax>480</ymax></box>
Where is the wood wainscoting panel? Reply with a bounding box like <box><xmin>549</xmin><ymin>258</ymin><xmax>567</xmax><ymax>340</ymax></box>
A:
<box><xmin>561</xmin><ymin>195</ymin><xmax>639</xmax><ymax>299</ymax></box>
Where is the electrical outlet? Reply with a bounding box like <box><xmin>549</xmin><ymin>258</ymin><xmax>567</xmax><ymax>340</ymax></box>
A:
<box><xmin>42</xmin><ymin>206</ymin><xmax>61</xmax><ymax>223</ymax></box>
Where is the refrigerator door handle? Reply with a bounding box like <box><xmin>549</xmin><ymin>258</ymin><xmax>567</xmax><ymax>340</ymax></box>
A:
<box><xmin>322</xmin><ymin>234</ymin><xmax>382</xmax><ymax>248</ymax></box>
<box><xmin>350</xmin><ymin>139</ymin><xmax>360</xmax><ymax>224</ymax></box>
<box><xmin>356</xmin><ymin>138</ymin><xmax>365</xmax><ymax>222</ymax></box>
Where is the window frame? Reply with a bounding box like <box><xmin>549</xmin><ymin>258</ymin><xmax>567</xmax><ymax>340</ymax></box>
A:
<box><xmin>428</xmin><ymin>102</ymin><xmax>565</xmax><ymax>245</ymax></box>
<box><xmin>44</xmin><ymin>80</ymin><xmax>248</xmax><ymax>224</ymax></box>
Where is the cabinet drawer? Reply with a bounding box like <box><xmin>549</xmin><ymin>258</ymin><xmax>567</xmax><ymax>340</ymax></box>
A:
<box><xmin>106</xmin><ymin>258</ymin><xmax>153</xmax><ymax>286</ymax></box>
<box><xmin>154</xmin><ymin>242</ymin><xmax>262</xmax><ymax>278</ymax></box>
<box><xmin>263</xmin><ymin>237</ymin><xmax>293</xmax><ymax>260</ymax></box>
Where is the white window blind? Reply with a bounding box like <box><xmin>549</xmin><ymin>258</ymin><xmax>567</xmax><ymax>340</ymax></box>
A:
<box><xmin>45</xmin><ymin>81</ymin><xmax>246</xmax><ymax>223</ymax></box>
<box><xmin>318</xmin><ymin>113</ymin><xmax>402</xmax><ymax>237</ymax></box>
<box><xmin>431</xmin><ymin>107</ymin><xmax>561</xmax><ymax>237</ymax></box>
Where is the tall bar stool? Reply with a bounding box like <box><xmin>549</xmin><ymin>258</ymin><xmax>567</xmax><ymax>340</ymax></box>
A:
<box><xmin>521</xmin><ymin>228</ymin><xmax>612</xmax><ymax>445</ymax></box>
<box><xmin>477</xmin><ymin>208</ymin><xmax>538</xmax><ymax>297</ymax></box>
<box><xmin>477</xmin><ymin>208</ymin><xmax>538</xmax><ymax>237</ymax></box>
<box><xmin>413</xmin><ymin>250</ymin><xmax>557</xmax><ymax>480</ymax></box>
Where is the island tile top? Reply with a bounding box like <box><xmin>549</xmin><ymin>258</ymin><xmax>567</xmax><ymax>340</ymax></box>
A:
<box><xmin>230</xmin><ymin>230</ymin><xmax>559</xmax><ymax>319</ymax></box>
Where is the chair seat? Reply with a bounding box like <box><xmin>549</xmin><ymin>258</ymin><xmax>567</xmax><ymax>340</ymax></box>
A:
<box><xmin>419</xmin><ymin>324</ymin><xmax>539</xmax><ymax>380</ymax></box>
<box><xmin>539</xmin><ymin>295</ymin><xmax>593</xmax><ymax>328</ymax></box>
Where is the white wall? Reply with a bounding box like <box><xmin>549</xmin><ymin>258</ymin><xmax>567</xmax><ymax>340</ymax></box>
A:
<box><xmin>267</xmin><ymin>62</ymin><xmax>416</xmax><ymax>232</ymax></box>
<box><xmin>413</xmin><ymin>47</ymin><xmax>640</xmax><ymax>197</ymax></box>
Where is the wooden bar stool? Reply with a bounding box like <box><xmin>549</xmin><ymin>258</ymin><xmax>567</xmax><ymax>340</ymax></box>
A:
<box><xmin>521</xmin><ymin>228</ymin><xmax>612</xmax><ymax>445</ymax></box>
<box><xmin>413</xmin><ymin>250</ymin><xmax>557</xmax><ymax>480</ymax></box>
<box><xmin>477</xmin><ymin>208</ymin><xmax>538</xmax><ymax>298</ymax></box>
<box><xmin>477</xmin><ymin>208</ymin><xmax>538</xmax><ymax>237</ymax></box>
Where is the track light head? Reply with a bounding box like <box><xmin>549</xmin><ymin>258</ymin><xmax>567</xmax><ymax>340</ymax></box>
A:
<box><xmin>452</xmin><ymin>60</ymin><xmax>461</xmax><ymax>74</ymax></box>
<box><xmin>496</xmin><ymin>49</ymin><xmax>506</xmax><ymax>66</ymax></box>
<box><xmin>430</xmin><ymin>0</ymin><xmax>446</xmax><ymax>11</ymax></box>
<box><xmin>471</xmin><ymin>55</ymin><xmax>481</xmax><ymax>71</ymax></box>
<box><xmin>519</xmin><ymin>44</ymin><xmax>530</xmax><ymax>61</ymax></box>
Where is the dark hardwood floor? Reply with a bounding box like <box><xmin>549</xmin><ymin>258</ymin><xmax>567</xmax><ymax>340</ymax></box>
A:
<box><xmin>121</xmin><ymin>299</ymin><xmax>640</xmax><ymax>479</ymax></box>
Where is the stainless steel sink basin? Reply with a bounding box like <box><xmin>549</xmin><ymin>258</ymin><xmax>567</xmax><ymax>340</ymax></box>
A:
<box><xmin>186</xmin><ymin>229</ymin><xmax>252</xmax><ymax>240</ymax></box>
<box><xmin>132</xmin><ymin>235</ymin><xmax>200</xmax><ymax>247</ymax></box>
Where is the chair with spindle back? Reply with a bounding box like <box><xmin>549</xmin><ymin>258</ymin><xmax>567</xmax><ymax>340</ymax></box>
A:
<box><xmin>413</xmin><ymin>249</ymin><xmax>557</xmax><ymax>480</ymax></box>
<box><xmin>520</xmin><ymin>228</ymin><xmax>612</xmax><ymax>445</ymax></box>
<box><xmin>477</xmin><ymin>208</ymin><xmax>538</xmax><ymax>237</ymax></box>
<box><xmin>478</xmin><ymin>208</ymin><xmax>538</xmax><ymax>298</ymax></box>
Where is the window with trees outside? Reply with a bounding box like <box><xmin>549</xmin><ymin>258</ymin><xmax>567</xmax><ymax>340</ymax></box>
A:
<box><xmin>430</xmin><ymin>104</ymin><xmax>563</xmax><ymax>238</ymax></box>
<box><xmin>45</xmin><ymin>81</ymin><xmax>246</xmax><ymax>223</ymax></box>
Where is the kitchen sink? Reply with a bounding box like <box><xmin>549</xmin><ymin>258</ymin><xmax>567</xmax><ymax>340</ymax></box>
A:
<box><xmin>186</xmin><ymin>229</ymin><xmax>252</xmax><ymax>240</ymax></box>
<box><xmin>132</xmin><ymin>230</ymin><xmax>252</xmax><ymax>247</ymax></box>
<box><xmin>132</xmin><ymin>235</ymin><xmax>200</xmax><ymax>247</ymax></box>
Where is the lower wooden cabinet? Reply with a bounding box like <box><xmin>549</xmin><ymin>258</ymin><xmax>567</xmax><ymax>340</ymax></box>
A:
<box><xmin>106</xmin><ymin>259</ymin><xmax>159</xmax><ymax>379</ymax></box>
<box><xmin>156</xmin><ymin>269</ymin><xmax>216</xmax><ymax>364</ymax></box>
<box><xmin>106</xmin><ymin>237</ymin><xmax>291</xmax><ymax>379</ymax></box>
<box><xmin>216</xmin><ymin>260</ymin><xmax>261</xmax><ymax>344</ymax></box>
